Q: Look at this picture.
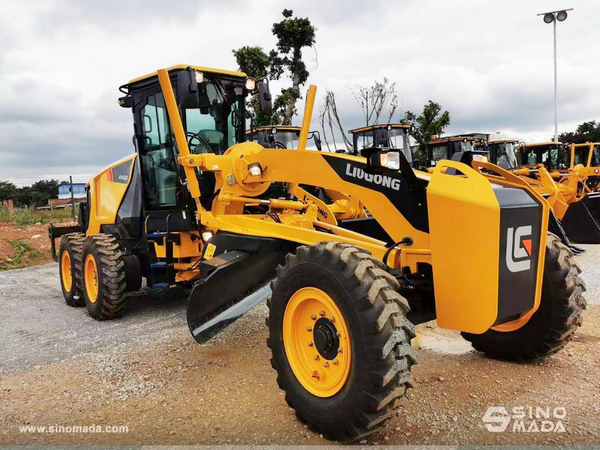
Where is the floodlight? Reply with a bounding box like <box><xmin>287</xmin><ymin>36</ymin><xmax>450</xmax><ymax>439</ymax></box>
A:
<box><xmin>557</xmin><ymin>10</ymin><xmax>568</xmax><ymax>21</ymax></box>
<box><xmin>543</xmin><ymin>13</ymin><xmax>555</xmax><ymax>23</ymax></box>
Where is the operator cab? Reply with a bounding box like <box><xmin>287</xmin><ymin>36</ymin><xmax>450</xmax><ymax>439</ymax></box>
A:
<box><xmin>349</xmin><ymin>124</ymin><xmax>413</xmax><ymax>162</ymax></box>
<box><xmin>246</xmin><ymin>125</ymin><xmax>322</xmax><ymax>150</ymax></box>
<box><xmin>427</xmin><ymin>136</ymin><xmax>486</xmax><ymax>167</ymax></box>
<box><xmin>119</xmin><ymin>65</ymin><xmax>258</xmax><ymax>214</ymax></box>
<box><xmin>517</xmin><ymin>142</ymin><xmax>569</xmax><ymax>171</ymax></box>
<box><xmin>571</xmin><ymin>142</ymin><xmax>600</xmax><ymax>167</ymax></box>
<box><xmin>479</xmin><ymin>139</ymin><xmax>520</xmax><ymax>170</ymax></box>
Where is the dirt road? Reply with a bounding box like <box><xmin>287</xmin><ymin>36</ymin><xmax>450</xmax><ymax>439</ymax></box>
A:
<box><xmin>1</xmin><ymin>247</ymin><xmax>599</xmax><ymax>445</ymax></box>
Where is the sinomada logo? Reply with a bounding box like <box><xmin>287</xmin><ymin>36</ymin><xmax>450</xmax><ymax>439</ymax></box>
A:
<box><xmin>482</xmin><ymin>406</ymin><xmax>566</xmax><ymax>433</ymax></box>
<box><xmin>506</xmin><ymin>225</ymin><xmax>533</xmax><ymax>273</ymax></box>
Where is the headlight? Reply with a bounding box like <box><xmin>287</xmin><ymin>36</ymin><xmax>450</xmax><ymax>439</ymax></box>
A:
<box><xmin>379</xmin><ymin>152</ymin><xmax>400</xmax><ymax>171</ymax></box>
<box><xmin>245</xmin><ymin>78</ymin><xmax>257</xmax><ymax>91</ymax></box>
<box><xmin>472</xmin><ymin>154</ymin><xmax>488</xmax><ymax>163</ymax></box>
<box><xmin>201</xmin><ymin>231</ymin><xmax>213</xmax><ymax>242</ymax></box>
<box><xmin>195</xmin><ymin>71</ymin><xmax>204</xmax><ymax>83</ymax></box>
<box><xmin>248</xmin><ymin>162</ymin><xmax>263</xmax><ymax>177</ymax></box>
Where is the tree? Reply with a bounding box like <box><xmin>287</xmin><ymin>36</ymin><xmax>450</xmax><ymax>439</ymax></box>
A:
<box><xmin>559</xmin><ymin>120</ymin><xmax>600</xmax><ymax>144</ymax></box>
<box><xmin>233</xmin><ymin>46</ymin><xmax>273</xmax><ymax>126</ymax></box>
<box><xmin>350</xmin><ymin>78</ymin><xmax>399</xmax><ymax>127</ymax></box>
<box><xmin>319</xmin><ymin>90</ymin><xmax>352</xmax><ymax>152</ymax></box>
<box><xmin>269</xmin><ymin>9</ymin><xmax>316</xmax><ymax>124</ymax></box>
<box><xmin>0</xmin><ymin>181</ymin><xmax>17</xmax><ymax>201</ymax></box>
<box><xmin>319</xmin><ymin>79</ymin><xmax>399</xmax><ymax>152</ymax></box>
<box><xmin>232</xmin><ymin>10</ymin><xmax>316</xmax><ymax>127</ymax></box>
<box><xmin>401</xmin><ymin>101</ymin><xmax>450</xmax><ymax>166</ymax></box>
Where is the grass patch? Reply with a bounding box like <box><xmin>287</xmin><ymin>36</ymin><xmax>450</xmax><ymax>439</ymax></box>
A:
<box><xmin>0</xmin><ymin>205</ymin><xmax>75</xmax><ymax>226</ymax></box>
<box><xmin>0</xmin><ymin>239</ymin><xmax>41</xmax><ymax>271</ymax></box>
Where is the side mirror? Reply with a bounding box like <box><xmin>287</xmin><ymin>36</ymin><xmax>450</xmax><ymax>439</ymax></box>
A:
<box><xmin>310</xmin><ymin>131</ymin><xmax>322</xmax><ymax>151</ymax></box>
<box><xmin>258</xmin><ymin>79</ymin><xmax>273</xmax><ymax>116</ymax></box>
<box><xmin>177</xmin><ymin>69</ymin><xmax>199</xmax><ymax>109</ymax></box>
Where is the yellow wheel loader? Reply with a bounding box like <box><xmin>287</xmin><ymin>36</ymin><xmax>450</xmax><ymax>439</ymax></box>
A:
<box><xmin>49</xmin><ymin>65</ymin><xmax>586</xmax><ymax>442</ymax></box>
<box><xmin>516</xmin><ymin>142</ymin><xmax>600</xmax><ymax>244</ymax></box>
<box><xmin>425</xmin><ymin>137</ymin><xmax>597</xmax><ymax>248</ymax></box>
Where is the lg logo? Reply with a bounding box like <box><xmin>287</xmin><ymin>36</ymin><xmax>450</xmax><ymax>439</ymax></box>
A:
<box><xmin>506</xmin><ymin>226</ymin><xmax>533</xmax><ymax>273</ymax></box>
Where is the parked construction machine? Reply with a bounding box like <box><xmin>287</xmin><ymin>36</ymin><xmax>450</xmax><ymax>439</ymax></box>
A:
<box><xmin>246</xmin><ymin>125</ymin><xmax>322</xmax><ymax>150</ymax></box>
<box><xmin>49</xmin><ymin>65</ymin><xmax>586</xmax><ymax>441</ymax></box>
<box><xmin>426</xmin><ymin>135</ymin><xmax>487</xmax><ymax>167</ymax></box>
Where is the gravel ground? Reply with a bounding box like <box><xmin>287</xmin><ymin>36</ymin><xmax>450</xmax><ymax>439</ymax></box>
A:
<box><xmin>0</xmin><ymin>246</ymin><xmax>598</xmax><ymax>445</ymax></box>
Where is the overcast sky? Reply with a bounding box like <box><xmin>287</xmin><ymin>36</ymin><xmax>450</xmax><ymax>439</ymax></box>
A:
<box><xmin>1</xmin><ymin>0</ymin><xmax>598</xmax><ymax>178</ymax></box>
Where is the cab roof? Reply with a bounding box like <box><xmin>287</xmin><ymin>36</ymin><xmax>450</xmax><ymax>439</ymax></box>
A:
<box><xmin>129</xmin><ymin>64</ymin><xmax>247</xmax><ymax>85</ymax></box>
<box><xmin>245</xmin><ymin>125</ymin><xmax>301</xmax><ymax>135</ymax></box>
<box><xmin>488</xmin><ymin>139</ymin><xmax>520</xmax><ymax>144</ymax></box>
<box><xmin>523</xmin><ymin>142</ymin><xmax>564</xmax><ymax>148</ymax></box>
<box><xmin>349</xmin><ymin>124</ymin><xmax>410</xmax><ymax>134</ymax></box>
<box><xmin>428</xmin><ymin>136</ymin><xmax>480</xmax><ymax>144</ymax></box>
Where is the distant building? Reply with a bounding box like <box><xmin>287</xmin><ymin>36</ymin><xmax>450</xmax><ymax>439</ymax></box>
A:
<box><xmin>57</xmin><ymin>182</ymin><xmax>86</xmax><ymax>200</ymax></box>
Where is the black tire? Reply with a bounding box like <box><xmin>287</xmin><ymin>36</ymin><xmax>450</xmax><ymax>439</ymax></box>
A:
<box><xmin>82</xmin><ymin>234</ymin><xmax>127</xmax><ymax>320</ymax></box>
<box><xmin>462</xmin><ymin>233</ymin><xmax>587</xmax><ymax>361</ymax></box>
<box><xmin>267</xmin><ymin>242</ymin><xmax>417</xmax><ymax>442</ymax></box>
<box><xmin>58</xmin><ymin>233</ymin><xmax>86</xmax><ymax>307</ymax></box>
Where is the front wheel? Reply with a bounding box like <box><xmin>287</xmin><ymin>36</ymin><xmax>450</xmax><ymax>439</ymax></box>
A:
<box><xmin>267</xmin><ymin>242</ymin><xmax>417</xmax><ymax>441</ymax></box>
<box><xmin>462</xmin><ymin>233</ymin><xmax>587</xmax><ymax>361</ymax></box>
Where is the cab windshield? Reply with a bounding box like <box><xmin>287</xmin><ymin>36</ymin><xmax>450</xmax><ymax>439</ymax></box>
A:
<box><xmin>573</xmin><ymin>145</ymin><xmax>590</xmax><ymax>166</ymax></box>
<box><xmin>183</xmin><ymin>77</ymin><xmax>244</xmax><ymax>155</ymax></box>
<box><xmin>495</xmin><ymin>142</ymin><xmax>519</xmax><ymax>170</ymax></box>
<box><xmin>354</xmin><ymin>128</ymin><xmax>409</xmax><ymax>151</ymax></box>
<box><xmin>522</xmin><ymin>145</ymin><xmax>568</xmax><ymax>170</ymax></box>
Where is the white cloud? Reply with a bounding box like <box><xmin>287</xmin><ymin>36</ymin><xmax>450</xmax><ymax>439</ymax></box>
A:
<box><xmin>0</xmin><ymin>0</ymin><xmax>598</xmax><ymax>177</ymax></box>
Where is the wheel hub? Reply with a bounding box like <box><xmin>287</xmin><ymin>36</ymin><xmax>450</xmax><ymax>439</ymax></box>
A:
<box><xmin>282</xmin><ymin>287</ymin><xmax>352</xmax><ymax>398</ymax></box>
<box><xmin>313</xmin><ymin>318</ymin><xmax>339</xmax><ymax>360</ymax></box>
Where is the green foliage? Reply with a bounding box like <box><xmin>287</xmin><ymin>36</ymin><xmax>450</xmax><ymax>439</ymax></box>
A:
<box><xmin>233</xmin><ymin>9</ymin><xmax>316</xmax><ymax>127</ymax></box>
<box><xmin>401</xmin><ymin>101</ymin><xmax>451</xmax><ymax>166</ymax></box>
<box><xmin>0</xmin><ymin>179</ymin><xmax>59</xmax><ymax>207</ymax></box>
<box><xmin>559</xmin><ymin>120</ymin><xmax>600</xmax><ymax>144</ymax></box>
<box><xmin>0</xmin><ymin>181</ymin><xmax>17</xmax><ymax>201</ymax></box>
<box><xmin>233</xmin><ymin>46</ymin><xmax>271</xmax><ymax>78</ymax></box>
<box><xmin>0</xmin><ymin>239</ymin><xmax>40</xmax><ymax>271</ymax></box>
<box><xmin>233</xmin><ymin>46</ymin><xmax>274</xmax><ymax>127</ymax></box>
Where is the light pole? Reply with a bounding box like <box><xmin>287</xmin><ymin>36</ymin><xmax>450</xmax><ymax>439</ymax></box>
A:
<box><xmin>537</xmin><ymin>8</ymin><xmax>572</xmax><ymax>143</ymax></box>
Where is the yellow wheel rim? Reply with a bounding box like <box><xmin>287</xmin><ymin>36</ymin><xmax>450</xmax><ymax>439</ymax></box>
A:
<box><xmin>84</xmin><ymin>254</ymin><xmax>99</xmax><ymax>304</ymax></box>
<box><xmin>60</xmin><ymin>250</ymin><xmax>72</xmax><ymax>293</ymax></box>
<box><xmin>491</xmin><ymin>309</ymin><xmax>535</xmax><ymax>332</ymax></box>
<box><xmin>283</xmin><ymin>287</ymin><xmax>352</xmax><ymax>397</ymax></box>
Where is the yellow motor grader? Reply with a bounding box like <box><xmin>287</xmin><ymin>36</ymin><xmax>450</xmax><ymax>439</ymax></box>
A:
<box><xmin>49</xmin><ymin>65</ymin><xmax>586</xmax><ymax>442</ymax></box>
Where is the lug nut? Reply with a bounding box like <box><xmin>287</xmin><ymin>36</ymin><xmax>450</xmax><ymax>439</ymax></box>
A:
<box><xmin>319</xmin><ymin>311</ymin><xmax>325</xmax><ymax>317</ymax></box>
<box><xmin>306</xmin><ymin>326</ymin><xmax>312</xmax><ymax>332</ymax></box>
<box><xmin>323</xmin><ymin>362</ymin><xmax>329</xmax><ymax>368</ymax></box>
<box><xmin>311</xmin><ymin>315</ymin><xmax>317</xmax><ymax>320</ymax></box>
<box><xmin>308</xmin><ymin>341</ymin><xmax>313</xmax><ymax>347</ymax></box>
<box><xmin>314</xmin><ymin>355</ymin><xmax>320</xmax><ymax>361</ymax></box>
<box><xmin>338</xmin><ymin>348</ymin><xmax>343</xmax><ymax>354</ymax></box>
<box><xmin>329</xmin><ymin>317</ymin><xmax>335</xmax><ymax>323</ymax></box>
<box><xmin>333</xmin><ymin>359</ymin><xmax>338</xmax><ymax>365</ymax></box>
<box><xmin>336</xmin><ymin>331</ymin><xmax>341</xmax><ymax>337</ymax></box>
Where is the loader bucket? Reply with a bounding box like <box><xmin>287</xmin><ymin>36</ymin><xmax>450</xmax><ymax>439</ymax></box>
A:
<box><xmin>427</xmin><ymin>161</ymin><xmax>548</xmax><ymax>334</ymax></box>
<box><xmin>560</xmin><ymin>192</ymin><xmax>600</xmax><ymax>244</ymax></box>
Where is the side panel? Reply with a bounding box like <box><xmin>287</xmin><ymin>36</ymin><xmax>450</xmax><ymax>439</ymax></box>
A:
<box><xmin>494</xmin><ymin>187</ymin><xmax>542</xmax><ymax>323</ymax></box>
<box><xmin>87</xmin><ymin>155</ymin><xmax>136</xmax><ymax>235</ymax></box>
<box><xmin>428</xmin><ymin>161</ymin><xmax>546</xmax><ymax>333</ymax></box>
<box><xmin>427</xmin><ymin>161</ymin><xmax>501</xmax><ymax>333</ymax></box>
